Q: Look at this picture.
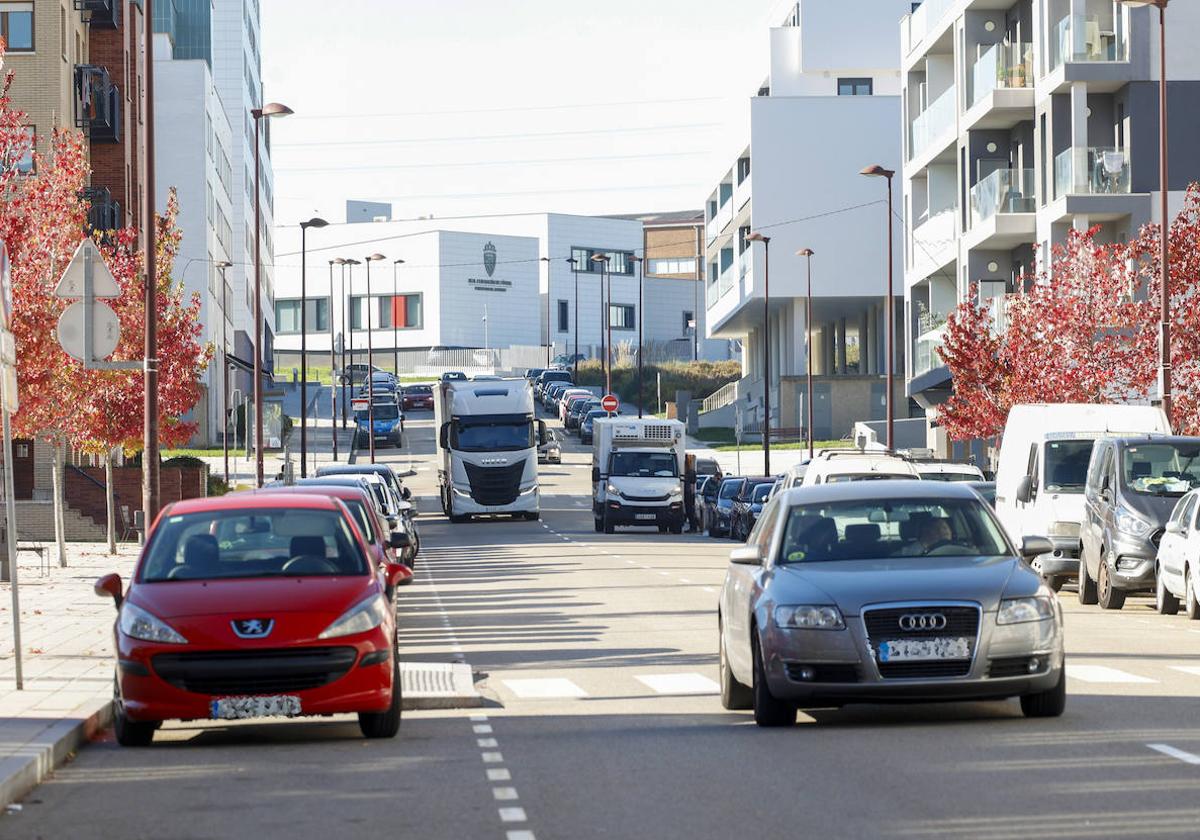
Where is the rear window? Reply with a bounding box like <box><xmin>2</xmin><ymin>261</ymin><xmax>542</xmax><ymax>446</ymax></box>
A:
<box><xmin>141</xmin><ymin>508</ymin><xmax>369</xmax><ymax>582</ymax></box>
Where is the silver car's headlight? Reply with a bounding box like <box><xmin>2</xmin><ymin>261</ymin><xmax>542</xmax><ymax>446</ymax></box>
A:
<box><xmin>119</xmin><ymin>602</ymin><xmax>188</xmax><ymax>644</ymax></box>
<box><xmin>997</xmin><ymin>596</ymin><xmax>1056</xmax><ymax>625</ymax></box>
<box><xmin>1114</xmin><ymin>509</ymin><xmax>1152</xmax><ymax>538</ymax></box>
<box><xmin>319</xmin><ymin>593</ymin><xmax>390</xmax><ymax>639</ymax></box>
<box><xmin>606</xmin><ymin>483</ymin><xmax>621</xmax><ymax>497</ymax></box>
<box><xmin>668</xmin><ymin>488</ymin><xmax>683</xmax><ymax>500</ymax></box>
<box><xmin>774</xmin><ymin>605</ymin><xmax>845</xmax><ymax>630</ymax></box>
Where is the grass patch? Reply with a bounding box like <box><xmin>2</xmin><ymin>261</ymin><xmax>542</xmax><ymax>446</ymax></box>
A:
<box><xmin>162</xmin><ymin>448</ymin><xmax>224</xmax><ymax>458</ymax></box>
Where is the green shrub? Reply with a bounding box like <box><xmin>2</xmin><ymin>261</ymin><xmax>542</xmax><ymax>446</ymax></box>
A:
<box><xmin>573</xmin><ymin>359</ymin><xmax>741</xmax><ymax>409</ymax></box>
<box><xmin>162</xmin><ymin>455</ymin><xmax>206</xmax><ymax>469</ymax></box>
<box><xmin>207</xmin><ymin>474</ymin><xmax>232</xmax><ymax>496</ymax></box>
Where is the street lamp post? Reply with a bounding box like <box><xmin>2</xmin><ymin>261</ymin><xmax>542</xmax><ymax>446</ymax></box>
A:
<box><xmin>1120</xmin><ymin>0</ymin><xmax>1172</xmax><ymax>420</ymax></box>
<box><xmin>861</xmin><ymin>164</ymin><xmax>896</xmax><ymax>450</ymax></box>
<box><xmin>629</xmin><ymin>255</ymin><xmax>645</xmax><ymax>418</ymax></box>
<box><xmin>392</xmin><ymin>258</ymin><xmax>404</xmax><ymax>377</ymax></box>
<box><xmin>343</xmin><ymin>258</ymin><xmax>361</xmax><ymax>429</ymax></box>
<box><xmin>215</xmin><ymin>260</ymin><xmax>234</xmax><ymax>483</ymax></box>
<box><xmin>298</xmin><ymin>217</ymin><xmax>328</xmax><ymax>478</ymax></box>
<box><xmin>567</xmin><ymin>257</ymin><xmax>580</xmax><ymax>380</ymax></box>
<box><xmin>251</xmin><ymin>102</ymin><xmax>293</xmax><ymax>487</ymax></box>
<box><xmin>797</xmin><ymin>249</ymin><xmax>815</xmax><ymax>459</ymax></box>
<box><xmin>143</xmin><ymin>0</ymin><xmax>160</xmax><ymax>523</ymax></box>
<box><xmin>591</xmin><ymin>254</ymin><xmax>612</xmax><ymax>394</ymax></box>
<box><xmin>746</xmin><ymin>233</ymin><xmax>771</xmax><ymax>475</ymax></box>
<box><xmin>364</xmin><ymin>253</ymin><xmax>386</xmax><ymax>464</ymax></box>
<box><xmin>329</xmin><ymin>258</ymin><xmax>345</xmax><ymax>462</ymax></box>
<box><xmin>540</xmin><ymin>256</ymin><xmax>552</xmax><ymax>366</ymax></box>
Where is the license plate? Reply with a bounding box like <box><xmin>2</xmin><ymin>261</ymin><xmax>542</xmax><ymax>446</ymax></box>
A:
<box><xmin>878</xmin><ymin>637</ymin><xmax>971</xmax><ymax>662</ymax></box>
<box><xmin>635</xmin><ymin>513</ymin><xmax>657</xmax><ymax>521</ymax></box>
<box><xmin>211</xmin><ymin>695</ymin><xmax>302</xmax><ymax>720</ymax></box>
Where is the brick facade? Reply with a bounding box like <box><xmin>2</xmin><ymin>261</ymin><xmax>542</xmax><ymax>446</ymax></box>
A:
<box><xmin>87</xmin><ymin>1</ymin><xmax>144</xmax><ymax>230</ymax></box>
<box><xmin>64</xmin><ymin>464</ymin><xmax>207</xmax><ymax>532</ymax></box>
<box><xmin>644</xmin><ymin>219</ymin><xmax>704</xmax><ymax>281</ymax></box>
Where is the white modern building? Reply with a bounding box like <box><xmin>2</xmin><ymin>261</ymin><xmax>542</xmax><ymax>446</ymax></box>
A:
<box><xmin>701</xmin><ymin>0</ymin><xmax>909</xmax><ymax>439</ymax></box>
<box><xmin>901</xmin><ymin>0</ymin><xmax>1200</xmax><ymax>458</ymax></box>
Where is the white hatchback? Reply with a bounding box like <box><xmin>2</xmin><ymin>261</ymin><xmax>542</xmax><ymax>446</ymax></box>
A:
<box><xmin>1154</xmin><ymin>489</ymin><xmax>1200</xmax><ymax>617</ymax></box>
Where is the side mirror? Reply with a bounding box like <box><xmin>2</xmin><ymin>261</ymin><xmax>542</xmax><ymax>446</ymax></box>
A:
<box><xmin>389</xmin><ymin>531</ymin><xmax>412</xmax><ymax>550</ymax></box>
<box><xmin>1020</xmin><ymin>536</ymin><xmax>1054</xmax><ymax>559</ymax></box>
<box><xmin>538</xmin><ymin>419</ymin><xmax>548</xmax><ymax>445</ymax></box>
<box><xmin>95</xmin><ymin>573</ymin><xmax>123</xmax><ymax>608</ymax></box>
<box><xmin>1166</xmin><ymin>520</ymin><xmax>1186</xmax><ymax>536</ymax></box>
<box><xmin>729</xmin><ymin>545</ymin><xmax>763</xmax><ymax>565</ymax></box>
<box><xmin>385</xmin><ymin>562</ymin><xmax>413</xmax><ymax>590</ymax></box>
<box><xmin>401</xmin><ymin>486</ymin><xmax>412</xmax><ymax>501</ymax></box>
<box><xmin>591</xmin><ymin>466</ymin><xmax>601</xmax><ymax>483</ymax></box>
<box><xmin>1016</xmin><ymin>475</ymin><xmax>1034</xmax><ymax>504</ymax></box>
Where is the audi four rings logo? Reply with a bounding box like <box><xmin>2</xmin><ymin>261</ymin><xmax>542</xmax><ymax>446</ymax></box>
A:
<box><xmin>899</xmin><ymin>613</ymin><xmax>947</xmax><ymax>631</ymax></box>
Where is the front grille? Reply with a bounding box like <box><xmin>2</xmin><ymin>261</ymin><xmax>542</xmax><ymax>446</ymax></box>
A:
<box><xmin>988</xmin><ymin>657</ymin><xmax>1046</xmax><ymax>679</ymax></box>
<box><xmin>877</xmin><ymin>661</ymin><xmax>972</xmax><ymax>679</ymax></box>
<box><xmin>622</xmin><ymin>493</ymin><xmax>670</xmax><ymax>503</ymax></box>
<box><xmin>863</xmin><ymin>605</ymin><xmax>980</xmax><ymax>681</ymax></box>
<box><xmin>785</xmin><ymin>663</ymin><xmax>860</xmax><ymax>683</ymax></box>
<box><xmin>152</xmin><ymin>647</ymin><xmax>357</xmax><ymax>696</ymax></box>
<box><xmin>464</xmin><ymin>459</ymin><xmax>526</xmax><ymax>506</ymax></box>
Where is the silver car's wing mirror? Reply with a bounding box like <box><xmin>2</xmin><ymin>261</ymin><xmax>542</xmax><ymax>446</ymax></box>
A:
<box><xmin>729</xmin><ymin>545</ymin><xmax>763</xmax><ymax>565</ymax></box>
<box><xmin>1020</xmin><ymin>536</ymin><xmax>1054</xmax><ymax>559</ymax></box>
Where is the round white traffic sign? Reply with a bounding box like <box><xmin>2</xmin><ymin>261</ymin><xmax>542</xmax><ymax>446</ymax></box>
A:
<box><xmin>601</xmin><ymin>394</ymin><xmax>619</xmax><ymax>413</ymax></box>
<box><xmin>56</xmin><ymin>300</ymin><xmax>120</xmax><ymax>362</ymax></box>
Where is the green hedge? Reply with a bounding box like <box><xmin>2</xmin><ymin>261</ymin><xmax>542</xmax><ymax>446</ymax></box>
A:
<box><xmin>573</xmin><ymin>360</ymin><xmax>741</xmax><ymax>409</ymax></box>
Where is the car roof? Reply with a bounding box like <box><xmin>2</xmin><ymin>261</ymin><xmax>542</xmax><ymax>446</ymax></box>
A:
<box><xmin>292</xmin><ymin>476</ymin><xmax>371</xmax><ymax>489</ymax></box>
<box><xmin>1110</xmin><ymin>435</ymin><xmax>1200</xmax><ymax>448</ymax></box>
<box><xmin>164</xmin><ymin>492</ymin><xmax>340</xmax><ymax>516</ymax></box>
<box><xmin>781</xmin><ymin>480</ymin><xmax>979</xmax><ymax>506</ymax></box>
<box><xmin>316</xmin><ymin>464</ymin><xmax>395</xmax><ymax>479</ymax></box>
<box><xmin>256</xmin><ymin>485</ymin><xmax>374</xmax><ymax>503</ymax></box>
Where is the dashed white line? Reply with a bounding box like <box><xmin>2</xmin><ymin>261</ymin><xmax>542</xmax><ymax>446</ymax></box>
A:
<box><xmin>470</xmin><ymin>714</ymin><xmax>488</xmax><ymax>722</ymax></box>
<box><xmin>482</xmin><ymin>752</ymin><xmax>504</xmax><ymax>763</ymax></box>
<box><xmin>1148</xmin><ymin>743</ymin><xmax>1200</xmax><ymax>765</ymax></box>
<box><xmin>506</xmin><ymin>832</ymin><xmax>536</xmax><ymax>840</ymax></box>
<box><xmin>499</xmin><ymin>808</ymin><xmax>528</xmax><ymax>823</ymax></box>
<box><xmin>473</xmin><ymin>724</ymin><xmax>494</xmax><ymax>734</ymax></box>
<box><xmin>493</xmin><ymin>787</ymin><xmax>520</xmax><ymax>801</ymax></box>
<box><xmin>478</xmin><ymin>738</ymin><xmax>499</xmax><ymax>748</ymax></box>
<box><xmin>487</xmin><ymin>768</ymin><xmax>512</xmax><ymax>782</ymax></box>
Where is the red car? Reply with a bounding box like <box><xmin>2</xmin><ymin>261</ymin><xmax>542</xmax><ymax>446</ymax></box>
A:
<box><xmin>94</xmin><ymin>493</ymin><xmax>411</xmax><ymax>746</ymax></box>
<box><xmin>400</xmin><ymin>384</ymin><xmax>434</xmax><ymax>411</ymax></box>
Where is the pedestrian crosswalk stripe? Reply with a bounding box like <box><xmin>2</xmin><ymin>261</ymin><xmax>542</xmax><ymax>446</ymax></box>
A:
<box><xmin>636</xmin><ymin>673</ymin><xmax>720</xmax><ymax>695</ymax></box>
<box><xmin>502</xmin><ymin>677</ymin><xmax>588</xmax><ymax>698</ymax></box>
<box><xmin>1169</xmin><ymin>665</ymin><xmax>1200</xmax><ymax>678</ymax></box>
<box><xmin>1067</xmin><ymin>664</ymin><xmax>1156</xmax><ymax>684</ymax></box>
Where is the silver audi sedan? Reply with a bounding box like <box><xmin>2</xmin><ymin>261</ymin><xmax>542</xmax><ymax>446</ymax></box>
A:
<box><xmin>718</xmin><ymin>481</ymin><xmax>1065</xmax><ymax>726</ymax></box>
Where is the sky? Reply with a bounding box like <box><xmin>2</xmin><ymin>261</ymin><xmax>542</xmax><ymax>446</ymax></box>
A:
<box><xmin>262</xmin><ymin>0</ymin><xmax>784</xmax><ymax>229</ymax></box>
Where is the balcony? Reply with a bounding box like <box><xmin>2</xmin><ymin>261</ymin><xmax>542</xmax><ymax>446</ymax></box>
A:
<box><xmin>1050</xmin><ymin>15</ymin><xmax>1128</xmax><ymax>69</ymax></box>
<box><xmin>902</xmin><ymin>0</ymin><xmax>956</xmax><ymax>55</ymax></box>
<box><xmin>909</xmin><ymin>207</ymin><xmax>956</xmax><ymax>278</ymax></box>
<box><xmin>82</xmin><ymin>187</ymin><xmax>122</xmax><ymax>240</ymax></box>
<box><xmin>968</xmin><ymin>42</ymin><xmax>1032</xmax><ymax>107</ymax></box>
<box><xmin>74</xmin><ymin>0</ymin><xmax>120</xmax><ymax>28</ymax></box>
<box><xmin>706</xmin><ymin>281</ymin><xmax>719</xmax><ymax>309</ymax></box>
<box><xmin>970</xmin><ymin>168</ymin><xmax>1035</xmax><ymax>227</ymax></box>
<box><xmin>73</xmin><ymin>65</ymin><xmax>121</xmax><ymax>143</ymax></box>
<box><xmin>909</xmin><ymin>85</ymin><xmax>955</xmax><ymax>163</ymax></box>
<box><xmin>913</xmin><ymin>327</ymin><xmax>947</xmax><ymax>377</ymax></box>
<box><xmin>1054</xmin><ymin>146</ymin><xmax>1130</xmax><ymax>198</ymax></box>
<box><xmin>718</xmin><ymin>266</ymin><xmax>734</xmax><ymax>298</ymax></box>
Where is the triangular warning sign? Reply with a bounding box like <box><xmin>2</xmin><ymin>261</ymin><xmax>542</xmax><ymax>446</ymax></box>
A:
<box><xmin>54</xmin><ymin>238</ymin><xmax>121</xmax><ymax>299</ymax></box>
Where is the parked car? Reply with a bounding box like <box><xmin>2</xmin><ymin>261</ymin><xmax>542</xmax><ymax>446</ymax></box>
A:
<box><xmin>559</xmin><ymin>390</ymin><xmax>595</xmax><ymax>423</ymax></box>
<box><xmin>914</xmin><ymin>461</ymin><xmax>986</xmax><ymax>482</ymax></box>
<box><xmin>707</xmin><ymin>476</ymin><xmax>746</xmax><ymax>538</ymax></box>
<box><xmin>535</xmin><ymin>369</ymin><xmax>573</xmax><ymax>399</ymax></box>
<box><xmin>294</xmin><ymin>474</ymin><xmax>416</xmax><ymax>564</ymax></box>
<box><xmin>440</xmin><ymin>371</ymin><xmax>468</xmax><ymax>382</ymax></box>
<box><xmin>718</xmin><ymin>481</ymin><xmax>1065</xmax><ymax>727</ymax></box>
<box><xmin>400</xmin><ymin>384</ymin><xmax>434</xmax><ymax>411</ymax></box>
<box><xmin>1154</xmin><ymin>488</ymin><xmax>1200</xmax><ymax>617</ymax></box>
<box><xmin>539</xmin><ymin>432</ymin><xmax>562</xmax><ymax>465</ymax></box>
<box><xmin>697</xmin><ymin>474</ymin><xmax>720</xmax><ymax>534</ymax></box>
<box><xmin>552</xmin><ymin>353</ymin><xmax>587</xmax><ymax>366</ymax></box>
<box><xmin>579</xmin><ymin>408</ymin><xmax>616</xmax><ymax>445</ymax></box>
<box><xmin>695</xmin><ymin>457</ymin><xmax>723</xmax><ymax>480</ymax></box>
<box><xmin>567</xmin><ymin>397</ymin><xmax>601</xmax><ymax>431</ymax></box>
<box><xmin>1079</xmin><ymin>435</ymin><xmax>1200</xmax><ymax>609</ymax></box>
<box><xmin>525</xmin><ymin>368</ymin><xmax>546</xmax><ymax>383</ymax></box>
<box><xmin>801</xmin><ymin>450</ymin><xmax>921</xmax><ymax>486</ymax></box>
<box><xmin>729</xmin><ymin>476</ymin><xmax>777</xmax><ymax>541</ymax></box>
<box><xmin>543</xmin><ymin>382</ymin><xmax>574</xmax><ymax>411</ymax></box>
<box><xmin>339</xmin><ymin>363</ymin><xmax>386</xmax><ymax>386</ymax></box>
<box><xmin>94</xmin><ymin>493</ymin><xmax>411</xmax><ymax>745</ymax></box>
<box><xmin>967</xmin><ymin>481</ymin><xmax>997</xmax><ymax>508</ymax></box>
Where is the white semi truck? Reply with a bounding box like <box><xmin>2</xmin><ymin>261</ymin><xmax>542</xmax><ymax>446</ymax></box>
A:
<box><xmin>592</xmin><ymin>417</ymin><xmax>687</xmax><ymax>534</ymax></box>
<box><xmin>435</xmin><ymin>378</ymin><xmax>546</xmax><ymax>522</ymax></box>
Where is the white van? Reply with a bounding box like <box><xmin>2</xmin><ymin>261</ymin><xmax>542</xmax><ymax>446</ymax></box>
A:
<box><xmin>801</xmin><ymin>449</ymin><xmax>921</xmax><ymax>486</ymax></box>
<box><xmin>994</xmin><ymin>403</ymin><xmax>1171</xmax><ymax>589</ymax></box>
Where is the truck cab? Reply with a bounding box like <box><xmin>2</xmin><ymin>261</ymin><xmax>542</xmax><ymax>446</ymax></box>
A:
<box><xmin>592</xmin><ymin>418</ymin><xmax>686</xmax><ymax>534</ymax></box>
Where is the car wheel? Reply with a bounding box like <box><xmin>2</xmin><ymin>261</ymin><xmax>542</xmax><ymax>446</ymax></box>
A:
<box><xmin>603</xmin><ymin>511</ymin><xmax>615</xmax><ymax>535</ymax></box>
<box><xmin>669</xmin><ymin>523</ymin><xmax>683</xmax><ymax>535</ymax></box>
<box><xmin>1186</xmin><ymin>565</ymin><xmax>1200</xmax><ymax>621</ymax></box>
<box><xmin>1097</xmin><ymin>557</ymin><xmax>1126</xmax><ymax>610</ymax></box>
<box><xmin>1077</xmin><ymin>554</ymin><xmax>1098</xmax><ymax>605</ymax></box>
<box><xmin>719</xmin><ymin>618</ymin><xmax>752</xmax><ymax>711</ymax></box>
<box><xmin>1019</xmin><ymin>668</ymin><xmax>1066</xmax><ymax>718</ymax></box>
<box><xmin>112</xmin><ymin>673</ymin><xmax>157</xmax><ymax>747</ymax></box>
<box><xmin>751</xmin><ymin>630</ymin><xmax>795</xmax><ymax>727</ymax></box>
<box><xmin>358</xmin><ymin>653</ymin><xmax>402</xmax><ymax>739</ymax></box>
<box><xmin>1156</xmin><ymin>566</ymin><xmax>1180</xmax><ymax>615</ymax></box>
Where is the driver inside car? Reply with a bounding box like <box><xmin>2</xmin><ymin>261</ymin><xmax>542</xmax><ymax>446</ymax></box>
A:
<box><xmin>899</xmin><ymin>517</ymin><xmax>954</xmax><ymax>556</ymax></box>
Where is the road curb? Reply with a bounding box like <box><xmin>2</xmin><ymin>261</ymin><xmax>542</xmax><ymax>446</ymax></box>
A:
<box><xmin>401</xmin><ymin>662</ymin><xmax>482</xmax><ymax>710</ymax></box>
<box><xmin>0</xmin><ymin>697</ymin><xmax>112</xmax><ymax>812</ymax></box>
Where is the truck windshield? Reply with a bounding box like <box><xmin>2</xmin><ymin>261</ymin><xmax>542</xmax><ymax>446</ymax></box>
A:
<box><xmin>610</xmin><ymin>452</ymin><xmax>678</xmax><ymax>478</ymax></box>
<box><xmin>452</xmin><ymin>416</ymin><xmax>533</xmax><ymax>452</ymax></box>
<box><xmin>1123</xmin><ymin>443</ymin><xmax>1200</xmax><ymax>496</ymax></box>
<box><xmin>1043</xmin><ymin>439</ymin><xmax>1094</xmax><ymax>492</ymax></box>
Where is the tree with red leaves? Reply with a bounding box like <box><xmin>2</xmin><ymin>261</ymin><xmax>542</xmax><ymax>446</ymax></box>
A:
<box><xmin>935</xmin><ymin>285</ymin><xmax>1008</xmax><ymax>441</ymax></box>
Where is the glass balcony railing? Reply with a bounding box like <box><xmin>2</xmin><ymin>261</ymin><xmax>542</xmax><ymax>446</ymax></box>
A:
<box><xmin>904</xmin><ymin>0</ymin><xmax>956</xmax><ymax>53</ymax></box>
<box><xmin>970</xmin><ymin>168</ymin><xmax>1035</xmax><ymax>227</ymax></box>
<box><xmin>1050</xmin><ymin>15</ymin><xmax>1128</xmax><ymax>69</ymax></box>
<box><xmin>913</xmin><ymin>327</ymin><xmax>947</xmax><ymax>377</ymax></box>
<box><xmin>1054</xmin><ymin>146</ymin><xmax>1130</xmax><ymax>198</ymax></box>
<box><xmin>719</xmin><ymin>267</ymin><xmax>734</xmax><ymax>296</ymax></box>
<box><xmin>706</xmin><ymin>281</ymin><xmax>719</xmax><ymax>308</ymax></box>
<box><xmin>909</xmin><ymin>85</ymin><xmax>956</xmax><ymax>161</ymax></box>
<box><xmin>969</xmin><ymin>42</ymin><xmax>1032</xmax><ymax>106</ymax></box>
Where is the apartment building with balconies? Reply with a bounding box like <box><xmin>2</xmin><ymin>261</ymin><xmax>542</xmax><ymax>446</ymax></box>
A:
<box><xmin>902</xmin><ymin>0</ymin><xmax>1200</xmax><ymax>457</ymax></box>
<box><xmin>700</xmin><ymin>0</ymin><xmax>908</xmax><ymax>440</ymax></box>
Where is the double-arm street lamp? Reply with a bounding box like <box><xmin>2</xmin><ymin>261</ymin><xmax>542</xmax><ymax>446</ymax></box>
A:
<box><xmin>796</xmin><ymin>248</ymin><xmax>815</xmax><ymax>460</ymax></box>
<box><xmin>540</xmin><ymin>256</ymin><xmax>552</xmax><ymax>366</ymax></box>
<box><xmin>860</xmin><ymin>164</ymin><xmax>896</xmax><ymax>450</ymax></box>
<box><xmin>591</xmin><ymin>254</ymin><xmax>612</xmax><ymax>394</ymax></box>
<box><xmin>746</xmin><ymin>232</ymin><xmax>771</xmax><ymax>475</ymax></box>
<box><xmin>214</xmin><ymin>260</ymin><xmax>234</xmax><ymax>483</ymax></box>
<box><xmin>629</xmin><ymin>255</ymin><xmax>645</xmax><ymax>418</ymax></box>
<box><xmin>567</xmin><ymin>256</ymin><xmax>580</xmax><ymax>380</ymax></box>
<box><xmin>251</xmin><ymin>101</ymin><xmax>293</xmax><ymax>487</ymax></box>
<box><xmin>329</xmin><ymin>258</ymin><xmax>345</xmax><ymax>462</ymax></box>
<box><xmin>298</xmin><ymin>217</ymin><xmax>328</xmax><ymax>478</ymax></box>
<box><xmin>364</xmin><ymin>253</ymin><xmax>386</xmax><ymax>464</ymax></box>
<box><xmin>392</xmin><ymin>258</ymin><xmax>405</xmax><ymax>376</ymax></box>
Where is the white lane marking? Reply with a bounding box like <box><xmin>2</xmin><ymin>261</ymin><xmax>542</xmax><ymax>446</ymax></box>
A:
<box><xmin>499</xmin><ymin>807</ymin><xmax>528</xmax><ymax>823</ymax></box>
<box><xmin>1066</xmin><ymin>665</ymin><xmax>1156</xmax><ymax>684</ymax></box>
<box><xmin>680</xmin><ymin>578</ymin><xmax>692</xmax><ymax>584</ymax></box>
<box><xmin>493</xmin><ymin>787</ymin><xmax>520</xmax><ymax>801</ymax></box>
<box><xmin>637</xmin><ymin>673</ymin><xmax>721</xmax><ymax>695</ymax></box>
<box><xmin>473</xmin><ymin>724</ymin><xmax>494</xmax><ymax>734</ymax></box>
<box><xmin>502</xmin><ymin>677</ymin><xmax>588</xmax><ymax>698</ymax></box>
<box><xmin>507</xmin><ymin>832</ymin><xmax>536</xmax><ymax>840</ymax></box>
<box><xmin>482</xmin><ymin>752</ymin><xmax>504</xmax><ymax>763</ymax></box>
<box><xmin>1148</xmin><ymin>743</ymin><xmax>1200</xmax><ymax>765</ymax></box>
<box><xmin>487</xmin><ymin>768</ymin><xmax>512</xmax><ymax>782</ymax></box>
<box><xmin>658</xmin><ymin>572</ymin><xmax>670</xmax><ymax>577</ymax></box>
<box><xmin>1170</xmin><ymin>666</ymin><xmax>1200</xmax><ymax>678</ymax></box>
<box><xmin>478</xmin><ymin>738</ymin><xmax>499</xmax><ymax>748</ymax></box>
<box><xmin>470</xmin><ymin>714</ymin><xmax>488</xmax><ymax>722</ymax></box>
<box><xmin>703</xmin><ymin>587</ymin><xmax>716</xmax><ymax>593</ymax></box>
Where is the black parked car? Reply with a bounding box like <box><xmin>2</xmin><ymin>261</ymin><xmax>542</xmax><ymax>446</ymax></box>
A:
<box><xmin>580</xmin><ymin>408</ymin><xmax>617</xmax><ymax>445</ymax></box>
<box><xmin>728</xmin><ymin>476</ymin><xmax>777</xmax><ymax>541</ymax></box>
<box><xmin>567</xmin><ymin>398</ymin><xmax>602</xmax><ymax>431</ymax></box>
<box><xmin>703</xmin><ymin>476</ymin><xmax>745</xmax><ymax>538</ymax></box>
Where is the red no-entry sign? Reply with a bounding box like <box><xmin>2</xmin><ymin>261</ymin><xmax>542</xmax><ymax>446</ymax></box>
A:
<box><xmin>601</xmin><ymin>394</ymin><xmax>619</xmax><ymax>413</ymax></box>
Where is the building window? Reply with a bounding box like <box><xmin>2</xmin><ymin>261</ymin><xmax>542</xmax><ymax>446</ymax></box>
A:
<box><xmin>610</xmin><ymin>304</ymin><xmax>635</xmax><ymax>330</ymax></box>
<box><xmin>275</xmin><ymin>298</ymin><xmax>330</xmax><ymax>335</ymax></box>
<box><xmin>349</xmin><ymin>296</ymin><xmax>366</xmax><ymax>331</ymax></box>
<box><xmin>396</xmin><ymin>293</ymin><xmax>422</xmax><ymax>329</ymax></box>
<box><xmin>737</xmin><ymin>156</ymin><xmax>751</xmax><ymax>184</ymax></box>
<box><xmin>0</xmin><ymin>3</ymin><xmax>33</xmax><ymax>52</ymax></box>
<box><xmin>367</xmin><ymin>294</ymin><xmax>422</xmax><ymax>330</ymax></box>
<box><xmin>571</xmin><ymin>247</ymin><xmax>634</xmax><ymax>275</ymax></box>
<box><xmin>60</xmin><ymin>5</ymin><xmax>66</xmax><ymax>58</ymax></box>
<box><xmin>557</xmin><ymin>299</ymin><xmax>569</xmax><ymax>332</ymax></box>
<box><xmin>647</xmin><ymin>258</ymin><xmax>697</xmax><ymax>276</ymax></box>
<box><xmin>683</xmin><ymin>310</ymin><xmax>695</xmax><ymax>336</ymax></box>
<box><xmin>837</xmin><ymin>77</ymin><xmax>873</xmax><ymax>96</ymax></box>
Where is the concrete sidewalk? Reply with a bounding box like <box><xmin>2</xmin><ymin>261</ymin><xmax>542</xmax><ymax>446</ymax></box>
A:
<box><xmin>0</xmin><ymin>544</ymin><xmax>137</xmax><ymax>810</ymax></box>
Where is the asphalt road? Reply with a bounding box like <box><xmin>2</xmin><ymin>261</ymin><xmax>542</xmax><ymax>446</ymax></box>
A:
<box><xmin>7</xmin><ymin>407</ymin><xmax>1200</xmax><ymax>839</ymax></box>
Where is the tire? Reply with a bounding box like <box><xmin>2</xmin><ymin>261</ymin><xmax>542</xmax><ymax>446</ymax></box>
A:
<box><xmin>1020</xmin><ymin>668</ymin><xmax>1066</xmax><ymax>718</ymax></box>
<box><xmin>523</xmin><ymin>511</ymin><xmax>540</xmax><ymax>521</ymax></box>
<box><xmin>603</xmin><ymin>511</ymin><xmax>615</xmax><ymax>535</ymax></box>
<box><xmin>1156</xmin><ymin>567</ymin><xmax>1180</xmax><ymax>615</ymax></box>
<box><xmin>1077</xmin><ymin>554</ymin><xmax>1098</xmax><ymax>605</ymax></box>
<box><xmin>112</xmin><ymin>674</ymin><xmax>156</xmax><ymax>747</ymax></box>
<box><xmin>358</xmin><ymin>653</ymin><xmax>402</xmax><ymax>739</ymax></box>
<box><xmin>751</xmin><ymin>631</ymin><xmax>795</xmax><ymax>727</ymax></box>
<box><xmin>719</xmin><ymin>618</ymin><xmax>752</xmax><ymax>711</ymax></box>
<box><xmin>1097</xmin><ymin>557</ymin><xmax>1126</xmax><ymax>610</ymax></box>
<box><xmin>1186</xmin><ymin>565</ymin><xmax>1200</xmax><ymax>621</ymax></box>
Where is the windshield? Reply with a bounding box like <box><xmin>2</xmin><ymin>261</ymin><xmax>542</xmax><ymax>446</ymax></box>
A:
<box><xmin>1043</xmin><ymin>439</ymin><xmax>1095</xmax><ymax>493</ymax></box>
<box><xmin>408</xmin><ymin>386</ymin><xmax>431</xmax><ymax>395</ymax></box>
<box><xmin>343</xmin><ymin>499</ymin><xmax>377</xmax><ymax>543</ymax></box>
<box><xmin>919</xmin><ymin>471</ymin><xmax>981</xmax><ymax>482</ymax></box>
<box><xmin>355</xmin><ymin>404</ymin><xmax>399</xmax><ymax>421</ymax></box>
<box><xmin>752</xmin><ymin>484</ymin><xmax>773</xmax><ymax>502</ymax></box>
<box><xmin>778</xmin><ymin>498</ymin><xmax>1009</xmax><ymax>564</ymax></box>
<box><xmin>610</xmin><ymin>452</ymin><xmax>678</xmax><ymax>478</ymax></box>
<box><xmin>141</xmin><ymin>508</ymin><xmax>369</xmax><ymax>582</ymax></box>
<box><xmin>453</xmin><ymin>416</ymin><xmax>534</xmax><ymax>452</ymax></box>
<box><xmin>1123</xmin><ymin>443</ymin><xmax>1200</xmax><ymax>496</ymax></box>
<box><xmin>825</xmin><ymin>473</ymin><xmax>917</xmax><ymax>483</ymax></box>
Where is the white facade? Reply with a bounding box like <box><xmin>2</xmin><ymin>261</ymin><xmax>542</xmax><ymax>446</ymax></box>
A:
<box><xmin>153</xmin><ymin>36</ymin><xmax>234</xmax><ymax>443</ymax></box>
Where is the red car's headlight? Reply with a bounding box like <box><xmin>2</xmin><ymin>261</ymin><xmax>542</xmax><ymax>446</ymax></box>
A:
<box><xmin>318</xmin><ymin>593</ymin><xmax>390</xmax><ymax>639</ymax></box>
<box><xmin>120</xmin><ymin>602</ymin><xmax>188</xmax><ymax>644</ymax></box>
